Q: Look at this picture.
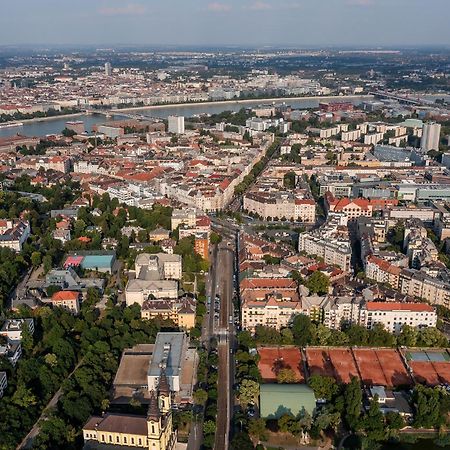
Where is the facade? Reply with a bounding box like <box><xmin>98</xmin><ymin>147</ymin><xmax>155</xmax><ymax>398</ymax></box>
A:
<box><xmin>141</xmin><ymin>297</ymin><xmax>196</xmax><ymax>330</ymax></box>
<box><xmin>147</xmin><ymin>332</ymin><xmax>187</xmax><ymax>393</ymax></box>
<box><xmin>298</xmin><ymin>232</ymin><xmax>352</xmax><ymax>272</ymax></box>
<box><xmin>242</xmin><ymin>293</ymin><xmax>302</xmax><ymax>332</ymax></box>
<box><xmin>361</xmin><ymin>302</ymin><xmax>437</xmax><ymax>334</ymax></box>
<box><xmin>194</xmin><ymin>233</ymin><xmax>209</xmax><ymax>261</ymax></box>
<box><xmin>171</xmin><ymin>208</ymin><xmax>196</xmax><ymax>230</ymax></box>
<box><xmin>83</xmin><ymin>373</ymin><xmax>176</xmax><ymax>450</ymax></box>
<box><xmin>0</xmin><ymin>219</ymin><xmax>31</xmax><ymax>252</ymax></box>
<box><xmin>126</xmin><ymin>254</ymin><xmax>182</xmax><ymax>306</ymax></box>
<box><xmin>51</xmin><ymin>290</ymin><xmax>81</xmax><ymax>314</ymax></box>
<box><xmin>244</xmin><ymin>192</ymin><xmax>316</xmax><ymax>223</ymax></box>
<box><xmin>167</xmin><ymin>115</ymin><xmax>185</xmax><ymax>134</ymax></box>
<box><xmin>421</xmin><ymin>122</ymin><xmax>441</xmax><ymax>151</ymax></box>
<box><xmin>0</xmin><ymin>319</ymin><xmax>34</xmax><ymax>342</ymax></box>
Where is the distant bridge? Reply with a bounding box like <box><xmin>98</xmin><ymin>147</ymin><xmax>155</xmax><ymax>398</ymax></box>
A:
<box><xmin>369</xmin><ymin>91</ymin><xmax>431</xmax><ymax>106</ymax></box>
<box><xmin>84</xmin><ymin>109</ymin><xmax>162</xmax><ymax>121</ymax></box>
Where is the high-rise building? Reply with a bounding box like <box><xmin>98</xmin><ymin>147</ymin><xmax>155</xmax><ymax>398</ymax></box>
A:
<box><xmin>421</xmin><ymin>122</ymin><xmax>441</xmax><ymax>151</ymax></box>
<box><xmin>168</xmin><ymin>115</ymin><xmax>185</xmax><ymax>134</ymax></box>
<box><xmin>105</xmin><ymin>62</ymin><xmax>112</xmax><ymax>77</ymax></box>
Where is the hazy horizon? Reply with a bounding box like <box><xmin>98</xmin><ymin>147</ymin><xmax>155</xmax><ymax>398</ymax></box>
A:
<box><xmin>1</xmin><ymin>0</ymin><xmax>449</xmax><ymax>48</ymax></box>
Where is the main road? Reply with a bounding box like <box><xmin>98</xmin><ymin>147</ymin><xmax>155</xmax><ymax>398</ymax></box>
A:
<box><xmin>214</xmin><ymin>241</ymin><xmax>236</xmax><ymax>450</ymax></box>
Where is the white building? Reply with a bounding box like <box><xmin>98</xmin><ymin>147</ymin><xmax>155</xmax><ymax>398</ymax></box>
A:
<box><xmin>361</xmin><ymin>302</ymin><xmax>437</xmax><ymax>334</ymax></box>
<box><xmin>0</xmin><ymin>319</ymin><xmax>34</xmax><ymax>342</ymax></box>
<box><xmin>421</xmin><ymin>122</ymin><xmax>441</xmax><ymax>151</ymax></box>
<box><xmin>168</xmin><ymin>115</ymin><xmax>185</xmax><ymax>134</ymax></box>
<box><xmin>147</xmin><ymin>332</ymin><xmax>187</xmax><ymax>392</ymax></box>
<box><xmin>0</xmin><ymin>219</ymin><xmax>31</xmax><ymax>252</ymax></box>
<box><xmin>125</xmin><ymin>254</ymin><xmax>182</xmax><ymax>306</ymax></box>
<box><xmin>105</xmin><ymin>62</ymin><xmax>112</xmax><ymax>76</ymax></box>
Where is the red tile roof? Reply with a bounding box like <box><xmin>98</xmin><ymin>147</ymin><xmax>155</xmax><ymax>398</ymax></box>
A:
<box><xmin>366</xmin><ymin>302</ymin><xmax>434</xmax><ymax>312</ymax></box>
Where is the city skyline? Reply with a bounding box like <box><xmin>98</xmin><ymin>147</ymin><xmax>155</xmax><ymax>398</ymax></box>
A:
<box><xmin>1</xmin><ymin>0</ymin><xmax>449</xmax><ymax>47</ymax></box>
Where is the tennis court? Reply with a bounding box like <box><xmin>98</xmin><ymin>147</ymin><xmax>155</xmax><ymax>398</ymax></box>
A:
<box><xmin>305</xmin><ymin>348</ymin><xmax>335</xmax><ymax>378</ymax></box>
<box><xmin>374</xmin><ymin>349</ymin><xmax>412</xmax><ymax>387</ymax></box>
<box><xmin>353</xmin><ymin>348</ymin><xmax>388</xmax><ymax>386</ymax></box>
<box><xmin>410</xmin><ymin>361</ymin><xmax>440</xmax><ymax>386</ymax></box>
<box><xmin>258</xmin><ymin>347</ymin><xmax>304</xmax><ymax>382</ymax></box>
<box><xmin>328</xmin><ymin>348</ymin><xmax>359</xmax><ymax>384</ymax></box>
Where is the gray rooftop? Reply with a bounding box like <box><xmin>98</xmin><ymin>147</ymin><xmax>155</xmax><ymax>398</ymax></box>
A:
<box><xmin>148</xmin><ymin>332</ymin><xmax>186</xmax><ymax>378</ymax></box>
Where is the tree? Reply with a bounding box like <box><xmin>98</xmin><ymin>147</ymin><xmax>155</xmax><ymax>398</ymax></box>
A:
<box><xmin>291</xmin><ymin>314</ymin><xmax>314</xmax><ymax>346</ymax></box>
<box><xmin>230</xmin><ymin>432</ymin><xmax>254</xmax><ymax>450</ymax></box>
<box><xmin>397</xmin><ymin>324</ymin><xmax>418</xmax><ymax>347</ymax></box>
<box><xmin>31</xmin><ymin>251</ymin><xmax>42</xmax><ymax>267</ymax></box>
<box><xmin>344</xmin><ymin>377</ymin><xmax>362</xmax><ymax>430</ymax></box>
<box><xmin>204</xmin><ymin>420</ymin><xmax>216</xmax><ymax>435</ymax></box>
<box><xmin>280</xmin><ymin>328</ymin><xmax>294</xmax><ymax>345</ymax></box>
<box><xmin>193</xmin><ymin>389</ymin><xmax>208</xmax><ymax>406</ymax></box>
<box><xmin>385</xmin><ymin>411</ymin><xmax>404</xmax><ymax>436</ymax></box>
<box><xmin>308</xmin><ymin>375</ymin><xmax>338</xmax><ymax>401</ymax></box>
<box><xmin>239</xmin><ymin>379</ymin><xmax>259</xmax><ymax>407</ymax></box>
<box><xmin>346</xmin><ymin>325</ymin><xmax>369</xmax><ymax>346</ymax></box>
<box><xmin>283</xmin><ymin>171</ymin><xmax>296</xmax><ymax>189</ymax></box>
<box><xmin>210</xmin><ymin>232</ymin><xmax>222</xmax><ymax>245</ymax></box>
<box><xmin>248</xmin><ymin>418</ymin><xmax>266</xmax><ymax>439</ymax></box>
<box><xmin>305</xmin><ymin>271</ymin><xmax>329</xmax><ymax>295</ymax></box>
<box><xmin>277</xmin><ymin>368</ymin><xmax>299</xmax><ymax>384</ymax></box>
<box><xmin>362</xmin><ymin>396</ymin><xmax>385</xmax><ymax>441</ymax></box>
<box><xmin>417</xmin><ymin>327</ymin><xmax>448</xmax><ymax>348</ymax></box>
<box><xmin>368</xmin><ymin>323</ymin><xmax>396</xmax><ymax>347</ymax></box>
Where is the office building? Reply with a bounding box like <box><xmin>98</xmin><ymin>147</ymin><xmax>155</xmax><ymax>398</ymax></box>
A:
<box><xmin>105</xmin><ymin>62</ymin><xmax>112</xmax><ymax>77</ymax></box>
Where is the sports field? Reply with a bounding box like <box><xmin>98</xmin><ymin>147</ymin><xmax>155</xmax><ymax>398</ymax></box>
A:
<box><xmin>404</xmin><ymin>349</ymin><xmax>450</xmax><ymax>386</ymax></box>
<box><xmin>258</xmin><ymin>347</ymin><xmax>304</xmax><ymax>382</ymax></box>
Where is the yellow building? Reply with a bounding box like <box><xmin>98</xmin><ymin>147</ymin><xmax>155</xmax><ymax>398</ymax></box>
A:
<box><xmin>83</xmin><ymin>373</ymin><xmax>176</xmax><ymax>450</ymax></box>
<box><xmin>141</xmin><ymin>297</ymin><xmax>196</xmax><ymax>330</ymax></box>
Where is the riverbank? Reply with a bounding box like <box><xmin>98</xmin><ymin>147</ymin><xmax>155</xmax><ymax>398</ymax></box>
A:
<box><xmin>0</xmin><ymin>111</ymin><xmax>88</xmax><ymax>127</ymax></box>
<box><xmin>114</xmin><ymin>94</ymin><xmax>374</xmax><ymax>114</ymax></box>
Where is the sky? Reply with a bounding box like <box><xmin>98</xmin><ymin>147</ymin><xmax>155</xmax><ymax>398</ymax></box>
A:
<box><xmin>0</xmin><ymin>0</ymin><xmax>449</xmax><ymax>48</ymax></box>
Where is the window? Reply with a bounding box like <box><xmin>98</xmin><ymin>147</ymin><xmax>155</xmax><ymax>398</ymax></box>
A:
<box><xmin>131</xmin><ymin>437</ymin><xmax>135</xmax><ymax>444</ymax></box>
<box><xmin>124</xmin><ymin>437</ymin><xmax>127</xmax><ymax>444</ymax></box>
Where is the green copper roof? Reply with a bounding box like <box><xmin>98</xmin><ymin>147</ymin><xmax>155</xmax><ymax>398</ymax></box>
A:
<box><xmin>259</xmin><ymin>384</ymin><xmax>316</xmax><ymax>419</ymax></box>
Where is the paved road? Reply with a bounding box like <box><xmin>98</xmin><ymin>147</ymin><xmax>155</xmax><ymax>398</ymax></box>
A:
<box><xmin>188</xmin><ymin>244</ymin><xmax>220</xmax><ymax>450</ymax></box>
<box><xmin>214</xmin><ymin>243</ymin><xmax>235</xmax><ymax>450</ymax></box>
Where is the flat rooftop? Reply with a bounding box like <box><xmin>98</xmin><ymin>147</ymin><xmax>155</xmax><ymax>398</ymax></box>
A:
<box><xmin>148</xmin><ymin>332</ymin><xmax>186</xmax><ymax>378</ymax></box>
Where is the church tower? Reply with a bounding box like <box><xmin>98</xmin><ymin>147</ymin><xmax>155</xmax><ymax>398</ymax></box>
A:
<box><xmin>147</xmin><ymin>391</ymin><xmax>162</xmax><ymax>448</ymax></box>
<box><xmin>158</xmin><ymin>370</ymin><xmax>172</xmax><ymax>414</ymax></box>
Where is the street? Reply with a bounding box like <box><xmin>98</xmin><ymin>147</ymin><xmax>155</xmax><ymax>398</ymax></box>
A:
<box><xmin>214</xmin><ymin>243</ymin><xmax>235</xmax><ymax>450</ymax></box>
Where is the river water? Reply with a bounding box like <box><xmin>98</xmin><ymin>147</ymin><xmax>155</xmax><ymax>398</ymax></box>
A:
<box><xmin>0</xmin><ymin>96</ymin><xmax>371</xmax><ymax>139</ymax></box>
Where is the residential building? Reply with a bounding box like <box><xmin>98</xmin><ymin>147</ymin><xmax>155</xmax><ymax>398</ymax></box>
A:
<box><xmin>421</xmin><ymin>122</ymin><xmax>441</xmax><ymax>151</ymax></box>
<box><xmin>361</xmin><ymin>302</ymin><xmax>437</xmax><ymax>334</ymax></box>
<box><xmin>0</xmin><ymin>319</ymin><xmax>34</xmax><ymax>342</ymax></box>
<box><xmin>0</xmin><ymin>219</ymin><xmax>31</xmax><ymax>251</ymax></box>
<box><xmin>244</xmin><ymin>192</ymin><xmax>316</xmax><ymax>223</ymax></box>
<box><xmin>171</xmin><ymin>209</ymin><xmax>196</xmax><ymax>230</ymax></box>
<box><xmin>242</xmin><ymin>292</ymin><xmax>303</xmax><ymax>332</ymax></box>
<box><xmin>168</xmin><ymin>115</ymin><xmax>185</xmax><ymax>134</ymax></box>
<box><xmin>298</xmin><ymin>214</ymin><xmax>352</xmax><ymax>272</ymax></box>
<box><xmin>141</xmin><ymin>297</ymin><xmax>196</xmax><ymax>330</ymax></box>
<box><xmin>50</xmin><ymin>290</ymin><xmax>81</xmax><ymax>314</ymax></box>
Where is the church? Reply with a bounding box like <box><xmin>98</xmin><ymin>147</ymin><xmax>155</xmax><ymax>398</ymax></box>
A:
<box><xmin>83</xmin><ymin>372</ymin><xmax>177</xmax><ymax>450</ymax></box>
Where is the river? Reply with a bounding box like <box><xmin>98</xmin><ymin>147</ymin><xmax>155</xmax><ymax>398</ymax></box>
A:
<box><xmin>0</xmin><ymin>95</ymin><xmax>371</xmax><ymax>139</ymax></box>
